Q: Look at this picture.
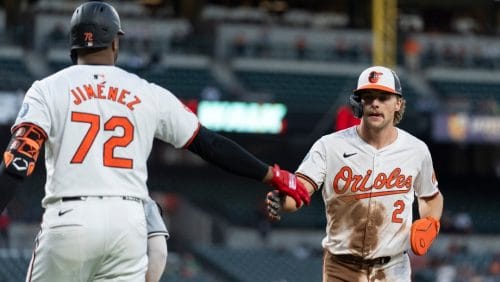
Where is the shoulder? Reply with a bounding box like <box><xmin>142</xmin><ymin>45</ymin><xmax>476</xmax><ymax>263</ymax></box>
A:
<box><xmin>397</xmin><ymin>128</ymin><xmax>429</xmax><ymax>151</ymax></box>
<box><xmin>38</xmin><ymin>66</ymin><xmax>74</xmax><ymax>85</ymax></box>
<box><xmin>113</xmin><ymin>66</ymin><xmax>148</xmax><ymax>83</ymax></box>
<box><xmin>113</xmin><ymin>67</ymin><xmax>174</xmax><ymax>97</ymax></box>
<box><xmin>321</xmin><ymin>126</ymin><xmax>357</xmax><ymax>143</ymax></box>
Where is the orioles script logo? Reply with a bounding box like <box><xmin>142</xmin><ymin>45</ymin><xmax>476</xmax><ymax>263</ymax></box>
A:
<box><xmin>333</xmin><ymin>166</ymin><xmax>412</xmax><ymax>202</ymax></box>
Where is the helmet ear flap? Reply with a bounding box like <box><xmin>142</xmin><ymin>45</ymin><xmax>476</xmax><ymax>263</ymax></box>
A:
<box><xmin>349</xmin><ymin>94</ymin><xmax>363</xmax><ymax>118</ymax></box>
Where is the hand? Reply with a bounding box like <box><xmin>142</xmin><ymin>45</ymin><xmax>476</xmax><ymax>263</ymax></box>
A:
<box><xmin>268</xmin><ymin>164</ymin><xmax>310</xmax><ymax>208</ymax></box>
<box><xmin>266</xmin><ymin>190</ymin><xmax>283</xmax><ymax>221</ymax></box>
<box><xmin>410</xmin><ymin>216</ymin><xmax>440</xmax><ymax>256</ymax></box>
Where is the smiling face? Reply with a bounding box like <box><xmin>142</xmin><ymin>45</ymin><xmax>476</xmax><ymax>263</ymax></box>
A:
<box><xmin>358</xmin><ymin>90</ymin><xmax>402</xmax><ymax>130</ymax></box>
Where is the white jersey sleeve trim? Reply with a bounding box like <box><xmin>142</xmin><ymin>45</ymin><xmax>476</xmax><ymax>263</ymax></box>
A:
<box><xmin>148</xmin><ymin>231</ymin><xmax>170</xmax><ymax>239</ymax></box>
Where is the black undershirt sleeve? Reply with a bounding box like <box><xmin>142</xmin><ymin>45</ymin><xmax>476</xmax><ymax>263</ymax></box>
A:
<box><xmin>0</xmin><ymin>162</ymin><xmax>22</xmax><ymax>213</ymax></box>
<box><xmin>187</xmin><ymin>126</ymin><xmax>269</xmax><ymax>181</ymax></box>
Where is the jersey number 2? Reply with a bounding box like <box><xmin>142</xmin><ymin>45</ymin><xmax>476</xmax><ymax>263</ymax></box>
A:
<box><xmin>392</xmin><ymin>200</ymin><xmax>405</xmax><ymax>223</ymax></box>
<box><xmin>71</xmin><ymin>112</ymin><xmax>134</xmax><ymax>168</ymax></box>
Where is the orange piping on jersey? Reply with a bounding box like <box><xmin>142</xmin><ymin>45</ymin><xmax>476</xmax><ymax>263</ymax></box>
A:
<box><xmin>339</xmin><ymin>188</ymin><xmax>412</xmax><ymax>203</ymax></box>
<box><xmin>182</xmin><ymin>123</ymin><xmax>201</xmax><ymax>149</ymax></box>
<box><xmin>296</xmin><ymin>172</ymin><xmax>318</xmax><ymax>191</ymax></box>
<box><xmin>419</xmin><ymin>190</ymin><xmax>440</xmax><ymax>200</ymax></box>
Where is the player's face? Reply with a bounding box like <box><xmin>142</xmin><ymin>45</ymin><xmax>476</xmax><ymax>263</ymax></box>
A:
<box><xmin>360</xmin><ymin>91</ymin><xmax>401</xmax><ymax>129</ymax></box>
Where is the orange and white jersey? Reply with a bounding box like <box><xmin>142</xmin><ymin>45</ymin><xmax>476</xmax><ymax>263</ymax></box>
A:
<box><xmin>13</xmin><ymin>65</ymin><xmax>199</xmax><ymax>207</ymax></box>
<box><xmin>296</xmin><ymin>126</ymin><xmax>439</xmax><ymax>259</ymax></box>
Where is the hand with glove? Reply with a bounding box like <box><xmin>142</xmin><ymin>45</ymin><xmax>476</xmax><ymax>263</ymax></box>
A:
<box><xmin>410</xmin><ymin>216</ymin><xmax>440</xmax><ymax>256</ymax></box>
<box><xmin>266</xmin><ymin>190</ymin><xmax>284</xmax><ymax>221</ymax></box>
<box><xmin>268</xmin><ymin>164</ymin><xmax>311</xmax><ymax>208</ymax></box>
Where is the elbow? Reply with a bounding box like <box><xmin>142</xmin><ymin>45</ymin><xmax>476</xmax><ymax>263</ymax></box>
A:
<box><xmin>152</xmin><ymin>244</ymin><xmax>168</xmax><ymax>265</ymax></box>
<box><xmin>148</xmin><ymin>237</ymin><xmax>168</xmax><ymax>266</ymax></box>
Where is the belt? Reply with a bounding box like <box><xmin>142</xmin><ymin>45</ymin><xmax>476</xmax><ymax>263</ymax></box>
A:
<box><xmin>332</xmin><ymin>254</ymin><xmax>391</xmax><ymax>267</ymax></box>
<box><xmin>61</xmin><ymin>196</ymin><xmax>142</xmax><ymax>203</ymax></box>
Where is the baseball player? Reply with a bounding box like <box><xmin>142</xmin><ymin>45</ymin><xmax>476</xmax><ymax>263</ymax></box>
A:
<box><xmin>144</xmin><ymin>198</ymin><xmax>169</xmax><ymax>282</ymax></box>
<box><xmin>0</xmin><ymin>2</ymin><xmax>310</xmax><ymax>281</ymax></box>
<box><xmin>266</xmin><ymin>66</ymin><xmax>444</xmax><ymax>282</ymax></box>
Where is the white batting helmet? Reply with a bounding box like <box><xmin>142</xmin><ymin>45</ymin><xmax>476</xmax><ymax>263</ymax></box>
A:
<box><xmin>353</xmin><ymin>66</ymin><xmax>402</xmax><ymax>96</ymax></box>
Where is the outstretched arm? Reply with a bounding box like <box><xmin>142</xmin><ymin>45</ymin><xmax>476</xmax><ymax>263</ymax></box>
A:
<box><xmin>187</xmin><ymin>126</ymin><xmax>270</xmax><ymax>181</ymax></box>
<box><xmin>186</xmin><ymin>126</ymin><xmax>310</xmax><ymax>206</ymax></box>
<box><xmin>0</xmin><ymin>162</ymin><xmax>23</xmax><ymax>212</ymax></box>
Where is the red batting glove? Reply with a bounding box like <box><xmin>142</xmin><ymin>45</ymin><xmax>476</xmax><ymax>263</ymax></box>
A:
<box><xmin>269</xmin><ymin>164</ymin><xmax>310</xmax><ymax>208</ymax></box>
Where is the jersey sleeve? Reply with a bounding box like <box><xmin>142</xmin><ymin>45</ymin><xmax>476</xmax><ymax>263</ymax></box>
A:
<box><xmin>414</xmin><ymin>145</ymin><xmax>439</xmax><ymax>198</ymax></box>
<box><xmin>144</xmin><ymin>198</ymin><xmax>169</xmax><ymax>239</ymax></box>
<box><xmin>296</xmin><ymin>138</ymin><xmax>327</xmax><ymax>191</ymax></box>
<box><xmin>152</xmin><ymin>84</ymin><xmax>200</xmax><ymax>148</ymax></box>
<box><xmin>12</xmin><ymin>81</ymin><xmax>51</xmax><ymax>135</ymax></box>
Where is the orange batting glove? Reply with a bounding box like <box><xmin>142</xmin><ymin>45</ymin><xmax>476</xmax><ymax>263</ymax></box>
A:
<box><xmin>410</xmin><ymin>216</ymin><xmax>440</xmax><ymax>256</ymax></box>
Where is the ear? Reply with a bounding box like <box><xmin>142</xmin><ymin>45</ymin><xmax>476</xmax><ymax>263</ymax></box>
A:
<box><xmin>394</xmin><ymin>97</ymin><xmax>402</xmax><ymax>111</ymax></box>
<box><xmin>111</xmin><ymin>37</ymin><xmax>119</xmax><ymax>52</ymax></box>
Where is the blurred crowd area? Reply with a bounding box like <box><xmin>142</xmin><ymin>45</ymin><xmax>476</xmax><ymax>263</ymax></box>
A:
<box><xmin>0</xmin><ymin>0</ymin><xmax>499</xmax><ymax>282</ymax></box>
<box><xmin>2</xmin><ymin>0</ymin><xmax>500</xmax><ymax>71</ymax></box>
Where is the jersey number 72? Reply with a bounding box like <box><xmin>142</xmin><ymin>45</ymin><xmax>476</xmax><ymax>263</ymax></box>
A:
<box><xmin>70</xmin><ymin>112</ymin><xmax>134</xmax><ymax>169</ymax></box>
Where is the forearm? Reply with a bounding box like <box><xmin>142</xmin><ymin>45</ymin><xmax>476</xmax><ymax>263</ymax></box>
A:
<box><xmin>282</xmin><ymin>196</ymin><xmax>301</xmax><ymax>212</ymax></box>
<box><xmin>146</xmin><ymin>236</ymin><xmax>168</xmax><ymax>282</ymax></box>
<box><xmin>187</xmin><ymin>126</ymin><xmax>270</xmax><ymax>182</ymax></box>
<box><xmin>418</xmin><ymin>192</ymin><xmax>444</xmax><ymax>220</ymax></box>
<box><xmin>0</xmin><ymin>123</ymin><xmax>46</xmax><ymax>212</ymax></box>
<box><xmin>0</xmin><ymin>162</ymin><xmax>23</xmax><ymax>212</ymax></box>
<box><xmin>282</xmin><ymin>177</ymin><xmax>315</xmax><ymax>212</ymax></box>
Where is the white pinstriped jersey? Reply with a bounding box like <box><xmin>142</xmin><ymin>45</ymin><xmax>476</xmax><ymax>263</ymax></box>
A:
<box><xmin>296</xmin><ymin>126</ymin><xmax>439</xmax><ymax>259</ymax></box>
<box><xmin>14</xmin><ymin>65</ymin><xmax>199</xmax><ymax>207</ymax></box>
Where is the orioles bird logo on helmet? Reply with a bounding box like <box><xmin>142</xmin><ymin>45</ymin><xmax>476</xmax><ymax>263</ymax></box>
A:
<box><xmin>368</xmin><ymin>71</ymin><xmax>383</xmax><ymax>83</ymax></box>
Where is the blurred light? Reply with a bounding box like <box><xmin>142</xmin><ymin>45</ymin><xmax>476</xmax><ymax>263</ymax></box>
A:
<box><xmin>198</xmin><ymin>100</ymin><xmax>287</xmax><ymax>134</ymax></box>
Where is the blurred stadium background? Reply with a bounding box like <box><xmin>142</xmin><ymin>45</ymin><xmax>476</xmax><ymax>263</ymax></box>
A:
<box><xmin>0</xmin><ymin>0</ymin><xmax>499</xmax><ymax>281</ymax></box>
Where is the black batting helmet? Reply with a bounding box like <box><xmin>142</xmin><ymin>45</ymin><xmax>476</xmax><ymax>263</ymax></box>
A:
<box><xmin>70</xmin><ymin>1</ymin><xmax>124</xmax><ymax>62</ymax></box>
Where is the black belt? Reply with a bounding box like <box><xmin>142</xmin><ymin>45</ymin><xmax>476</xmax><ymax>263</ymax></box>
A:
<box><xmin>332</xmin><ymin>254</ymin><xmax>391</xmax><ymax>267</ymax></box>
<box><xmin>61</xmin><ymin>196</ymin><xmax>141</xmax><ymax>203</ymax></box>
